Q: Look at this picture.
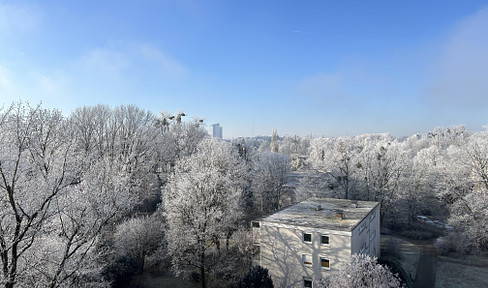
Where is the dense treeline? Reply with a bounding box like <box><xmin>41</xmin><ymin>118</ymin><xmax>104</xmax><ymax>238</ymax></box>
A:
<box><xmin>276</xmin><ymin>127</ymin><xmax>488</xmax><ymax>255</ymax></box>
<box><xmin>0</xmin><ymin>102</ymin><xmax>289</xmax><ymax>288</ymax></box>
<box><xmin>1</xmin><ymin>102</ymin><xmax>486</xmax><ymax>288</ymax></box>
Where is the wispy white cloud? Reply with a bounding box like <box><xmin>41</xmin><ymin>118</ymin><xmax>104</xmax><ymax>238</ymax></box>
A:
<box><xmin>74</xmin><ymin>43</ymin><xmax>187</xmax><ymax>82</ymax></box>
<box><xmin>0</xmin><ymin>65</ymin><xmax>12</xmax><ymax>89</ymax></box>
<box><xmin>296</xmin><ymin>73</ymin><xmax>348</xmax><ymax>102</ymax></box>
<box><xmin>0</xmin><ymin>63</ymin><xmax>71</xmax><ymax>108</ymax></box>
<box><xmin>295</xmin><ymin>66</ymin><xmax>396</xmax><ymax>107</ymax></box>
<box><xmin>137</xmin><ymin>43</ymin><xmax>187</xmax><ymax>78</ymax></box>
<box><xmin>0</xmin><ymin>3</ymin><xmax>43</xmax><ymax>39</ymax></box>
<box><xmin>425</xmin><ymin>6</ymin><xmax>488</xmax><ymax>107</ymax></box>
<box><xmin>35</xmin><ymin>71</ymin><xmax>68</xmax><ymax>97</ymax></box>
<box><xmin>76</xmin><ymin>48</ymin><xmax>131</xmax><ymax>80</ymax></box>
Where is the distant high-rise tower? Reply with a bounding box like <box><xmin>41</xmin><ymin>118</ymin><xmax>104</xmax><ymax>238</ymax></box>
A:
<box><xmin>212</xmin><ymin>123</ymin><xmax>223</xmax><ymax>139</ymax></box>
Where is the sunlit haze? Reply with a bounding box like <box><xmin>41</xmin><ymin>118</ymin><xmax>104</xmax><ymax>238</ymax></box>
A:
<box><xmin>1</xmin><ymin>0</ymin><xmax>487</xmax><ymax>138</ymax></box>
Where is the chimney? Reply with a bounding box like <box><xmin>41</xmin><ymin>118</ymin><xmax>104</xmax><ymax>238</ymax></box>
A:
<box><xmin>336</xmin><ymin>210</ymin><xmax>344</xmax><ymax>220</ymax></box>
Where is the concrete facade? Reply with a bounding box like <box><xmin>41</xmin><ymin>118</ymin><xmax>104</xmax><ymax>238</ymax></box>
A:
<box><xmin>252</xmin><ymin>198</ymin><xmax>380</xmax><ymax>288</ymax></box>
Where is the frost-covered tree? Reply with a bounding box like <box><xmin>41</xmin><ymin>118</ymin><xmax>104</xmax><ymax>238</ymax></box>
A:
<box><xmin>271</xmin><ymin>129</ymin><xmax>279</xmax><ymax>153</ymax></box>
<box><xmin>308</xmin><ymin>137</ymin><xmax>360</xmax><ymax>199</ymax></box>
<box><xmin>355</xmin><ymin>137</ymin><xmax>408</xmax><ymax>220</ymax></box>
<box><xmin>162</xmin><ymin>138</ymin><xmax>246</xmax><ymax>288</ymax></box>
<box><xmin>252</xmin><ymin>151</ymin><xmax>290</xmax><ymax>213</ymax></box>
<box><xmin>0</xmin><ymin>103</ymin><xmax>147</xmax><ymax>287</ymax></box>
<box><xmin>113</xmin><ymin>215</ymin><xmax>165</xmax><ymax>273</ymax></box>
<box><xmin>443</xmin><ymin>188</ymin><xmax>488</xmax><ymax>254</ymax></box>
<box><xmin>399</xmin><ymin>145</ymin><xmax>442</xmax><ymax>225</ymax></box>
<box><xmin>438</xmin><ymin>131</ymin><xmax>488</xmax><ymax>253</ymax></box>
<box><xmin>317</xmin><ymin>254</ymin><xmax>403</xmax><ymax>288</ymax></box>
<box><xmin>0</xmin><ymin>104</ymin><xmax>83</xmax><ymax>288</ymax></box>
<box><xmin>157</xmin><ymin>113</ymin><xmax>207</xmax><ymax>172</ymax></box>
<box><xmin>0</xmin><ymin>103</ymin><xmax>120</xmax><ymax>287</ymax></box>
<box><xmin>294</xmin><ymin>171</ymin><xmax>333</xmax><ymax>202</ymax></box>
<box><xmin>330</xmin><ymin>138</ymin><xmax>358</xmax><ymax>199</ymax></box>
<box><xmin>70</xmin><ymin>105</ymin><xmax>162</xmax><ymax>211</ymax></box>
<box><xmin>20</xmin><ymin>156</ymin><xmax>137</xmax><ymax>288</ymax></box>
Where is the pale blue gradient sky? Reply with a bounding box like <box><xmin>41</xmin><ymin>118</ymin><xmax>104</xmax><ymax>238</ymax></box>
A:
<box><xmin>1</xmin><ymin>0</ymin><xmax>487</xmax><ymax>138</ymax></box>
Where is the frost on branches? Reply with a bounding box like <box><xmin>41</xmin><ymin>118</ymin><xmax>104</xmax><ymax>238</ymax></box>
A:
<box><xmin>252</xmin><ymin>151</ymin><xmax>290</xmax><ymax>213</ymax></box>
<box><xmin>0</xmin><ymin>103</ymin><xmax>139</xmax><ymax>288</ymax></box>
<box><xmin>0</xmin><ymin>104</ymin><xmax>84</xmax><ymax>288</ymax></box>
<box><xmin>317</xmin><ymin>254</ymin><xmax>403</xmax><ymax>288</ymax></box>
<box><xmin>162</xmin><ymin>138</ymin><xmax>246</xmax><ymax>288</ymax></box>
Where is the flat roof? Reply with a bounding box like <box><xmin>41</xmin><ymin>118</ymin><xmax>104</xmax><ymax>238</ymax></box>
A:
<box><xmin>259</xmin><ymin>197</ymin><xmax>379</xmax><ymax>232</ymax></box>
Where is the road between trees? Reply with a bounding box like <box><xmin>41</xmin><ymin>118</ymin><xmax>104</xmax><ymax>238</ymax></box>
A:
<box><xmin>413</xmin><ymin>240</ymin><xmax>436</xmax><ymax>288</ymax></box>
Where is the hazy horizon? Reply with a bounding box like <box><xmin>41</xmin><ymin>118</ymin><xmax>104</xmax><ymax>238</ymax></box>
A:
<box><xmin>1</xmin><ymin>1</ymin><xmax>487</xmax><ymax>138</ymax></box>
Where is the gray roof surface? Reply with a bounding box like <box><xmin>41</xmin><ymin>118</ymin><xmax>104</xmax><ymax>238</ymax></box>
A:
<box><xmin>260</xmin><ymin>197</ymin><xmax>379</xmax><ymax>231</ymax></box>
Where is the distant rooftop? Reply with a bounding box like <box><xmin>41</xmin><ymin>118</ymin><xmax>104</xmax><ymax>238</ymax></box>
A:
<box><xmin>259</xmin><ymin>197</ymin><xmax>379</xmax><ymax>232</ymax></box>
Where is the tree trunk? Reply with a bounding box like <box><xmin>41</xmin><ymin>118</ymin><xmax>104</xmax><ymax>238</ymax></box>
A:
<box><xmin>226</xmin><ymin>231</ymin><xmax>231</xmax><ymax>251</ymax></box>
<box><xmin>214</xmin><ymin>235</ymin><xmax>221</xmax><ymax>256</ymax></box>
<box><xmin>200</xmin><ymin>252</ymin><xmax>206</xmax><ymax>288</ymax></box>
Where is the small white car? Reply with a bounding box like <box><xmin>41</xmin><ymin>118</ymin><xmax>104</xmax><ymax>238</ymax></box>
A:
<box><xmin>416</xmin><ymin>215</ymin><xmax>433</xmax><ymax>223</ymax></box>
<box><xmin>417</xmin><ymin>216</ymin><xmax>453</xmax><ymax>229</ymax></box>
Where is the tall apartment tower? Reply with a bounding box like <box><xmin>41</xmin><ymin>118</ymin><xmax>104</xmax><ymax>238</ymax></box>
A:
<box><xmin>211</xmin><ymin>123</ymin><xmax>223</xmax><ymax>139</ymax></box>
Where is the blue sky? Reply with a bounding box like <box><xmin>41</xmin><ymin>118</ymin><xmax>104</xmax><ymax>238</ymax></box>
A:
<box><xmin>1</xmin><ymin>0</ymin><xmax>487</xmax><ymax>138</ymax></box>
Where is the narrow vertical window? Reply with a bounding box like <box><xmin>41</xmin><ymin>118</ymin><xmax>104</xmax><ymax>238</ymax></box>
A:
<box><xmin>252</xmin><ymin>245</ymin><xmax>260</xmax><ymax>261</ymax></box>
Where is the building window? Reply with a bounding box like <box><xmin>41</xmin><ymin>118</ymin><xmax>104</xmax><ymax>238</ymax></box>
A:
<box><xmin>360</xmin><ymin>242</ymin><xmax>367</xmax><ymax>254</ymax></box>
<box><xmin>370</xmin><ymin>212</ymin><xmax>375</xmax><ymax>222</ymax></box>
<box><xmin>370</xmin><ymin>231</ymin><xmax>376</xmax><ymax>241</ymax></box>
<box><xmin>252</xmin><ymin>221</ymin><xmax>260</xmax><ymax>228</ymax></box>
<box><xmin>303</xmin><ymin>278</ymin><xmax>313</xmax><ymax>288</ymax></box>
<box><xmin>321</xmin><ymin>234</ymin><xmax>329</xmax><ymax>245</ymax></box>
<box><xmin>303</xmin><ymin>232</ymin><xmax>312</xmax><ymax>243</ymax></box>
<box><xmin>252</xmin><ymin>245</ymin><xmax>260</xmax><ymax>261</ymax></box>
<box><xmin>302</xmin><ymin>254</ymin><xmax>313</xmax><ymax>267</ymax></box>
<box><xmin>358</xmin><ymin>222</ymin><xmax>366</xmax><ymax>234</ymax></box>
<box><xmin>320</xmin><ymin>257</ymin><xmax>330</xmax><ymax>270</ymax></box>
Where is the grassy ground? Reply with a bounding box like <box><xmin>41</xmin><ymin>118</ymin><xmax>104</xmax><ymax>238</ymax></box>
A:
<box><xmin>436</xmin><ymin>261</ymin><xmax>488</xmax><ymax>288</ymax></box>
<box><xmin>437</xmin><ymin>252</ymin><xmax>488</xmax><ymax>267</ymax></box>
<box><xmin>129</xmin><ymin>271</ymin><xmax>200</xmax><ymax>288</ymax></box>
<box><xmin>382</xmin><ymin>233</ymin><xmax>488</xmax><ymax>288</ymax></box>
<box><xmin>381</xmin><ymin>234</ymin><xmax>421</xmax><ymax>284</ymax></box>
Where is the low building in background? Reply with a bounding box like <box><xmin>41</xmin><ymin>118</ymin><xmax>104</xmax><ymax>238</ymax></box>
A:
<box><xmin>252</xmin><ymin>197</ymin><xmax>380</xmax><ymax>288</ymax></box>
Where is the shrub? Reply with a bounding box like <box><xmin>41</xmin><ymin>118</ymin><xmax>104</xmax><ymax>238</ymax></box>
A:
<box><xmin>317</xmin><ymin>254</ymin><xmax>403</xmax><ymax>288</ymax></box>
<box><xmin>235</xmin><ymin>266</ymin><xmax>274</xmax><ymax>288</ymax></box>
<box><xmin>435</xmin><ymin>237</ymin><xmax>452</xmax><ymax>255</ymax></box>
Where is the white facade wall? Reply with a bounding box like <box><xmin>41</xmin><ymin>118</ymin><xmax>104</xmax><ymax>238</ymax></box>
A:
<box><xmin>350</xmin><ymin>206</ymin><xmax>380</xmax><ymax>258</ymax></box>
<box><xmin>255</xmin><ymin>205</ymin><xmax>380</xmax><ymax>287</ymax></box>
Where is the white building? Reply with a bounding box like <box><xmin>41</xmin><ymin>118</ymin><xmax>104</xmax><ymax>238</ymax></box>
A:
<box><xmin>211</xmin><ymin>123</ymin><xmax>223</xmax><ymax>139</ymax></box>
<box><xmin>252</xmin><ymin>197</ymin><xmax>380</xmax><ymax>288</ymax></box>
